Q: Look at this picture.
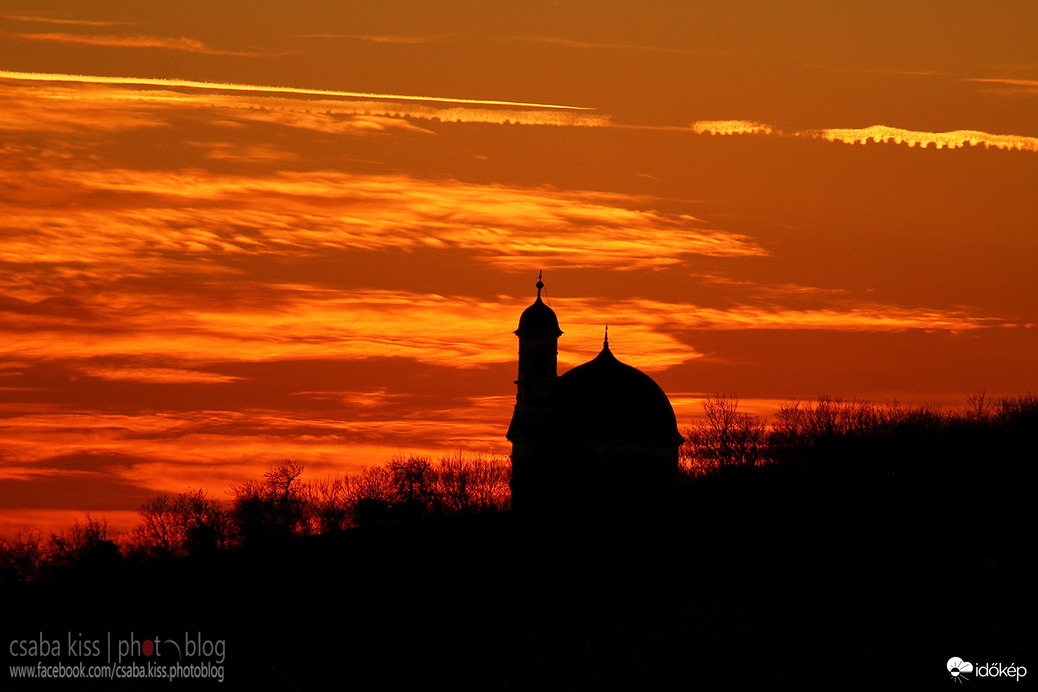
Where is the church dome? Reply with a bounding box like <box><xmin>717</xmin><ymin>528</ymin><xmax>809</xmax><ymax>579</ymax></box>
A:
<box><xmin>551</xmin><ymin>339</ymin><xmax>683</xmax><ymax>446</ymax></box>
<box><xmin>515</xmin><ymin>278</ymin><xmax>562</xmax><ymax>337</ymax></box>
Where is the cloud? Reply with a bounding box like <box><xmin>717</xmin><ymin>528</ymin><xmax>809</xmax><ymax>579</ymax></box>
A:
<box><xmin>670</xmin><ymin>303</ymin><xmax>998</xmax><ymax>332</ymax></box>
<box><xmin>804</xmin><ymin>63</ymin><xmax>944</xmax><ymax>78</ymax></box>
<box><xmin>510</xmin><ymin>36</ymin><xmax>692</xmax><ymax>54</ymax></box>
<box><xmin>227</xmin><ymin>111</ymin><xmax>436</xmax><ymax>136</ymax></box>
<box><xmin>0</xmin><ymin>71</ymin><xmax>610</xmax><ymax>131</ymax></box>
<box><xmin>195</xmin><ymin>142</ymin><xmax>301</xmax><ymax>163</ymax></box>
<box><xmin>0</xmin><ymin>281</ymin><xmax>1002</xmax><ymax>378</ymax></box>
<box><xmin>1</xmin><ymin>14</ymin><xmax>133</xmax><ymax>27</ymax></box>
<box><xmin>691</xmin><ymin>120</ymin><xmax>776</xmax><ymax>136</ymax></box>
<box><xmin>296</xmin><ymin>33</ymin><xmax>457</xmax><ymax>44</ymax></box>
<box><xmin>79</xmin><ymin>366</ymin><xmax>245</xmax><ymax>384</ymax></box>
<box><xmin>14</xmin><ymin>32</ymin><xmax>272</xmax><ymax>57</ymax></box>
<box><xmin>963</xmin><ymin>77</ymin><xmax>1038</xmax><ymax>95</ymax></box>
<box><xmin>0</xmin><ymin>83</ymin><xmax>169</xmax><ymax>133</ymax></box>
<box><xmin>0</xmin><ymin>70</ymin><xmax>595</xmax><ymax>112</ymax></box>
<box><xmin>686</xmin><ymin>115</ymin><xmax>1038</xmax><ymax>154</ymax></box>
<box><xmin>0</xmin><ymin>164</ymin><xmax>763</xmax><ymax>281</ymax></box>
<box><xmin>809</xmin><ymin>125</ymin><xmax>1038</xmax><ymax>152</ymax></box>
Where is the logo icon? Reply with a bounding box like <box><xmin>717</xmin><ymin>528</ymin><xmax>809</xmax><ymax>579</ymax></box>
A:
<box><xmin>948</xmin><ymin>657</ymin><xmax>973</xmax><ymax>683</ymax></box>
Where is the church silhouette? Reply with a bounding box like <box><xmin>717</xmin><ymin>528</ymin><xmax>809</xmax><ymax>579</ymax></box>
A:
<box><xmin>507</xmin><ymin>275</ymin><xmax>683</xmax><ymax>515</ymax></box>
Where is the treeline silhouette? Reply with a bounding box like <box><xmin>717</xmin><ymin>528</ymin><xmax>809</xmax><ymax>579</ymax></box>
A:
<box><xmin>3</xmin><ymin>393</ymin><xmax>1034</xmax><ymax>584</ymax></box>
<box><xmin>680</xmin><ymin>392</ymin><xmax>1037</xmax><ymax>557</ymax></box>
<box><xmin>681</xmin><ymin>391</ymin><xmax>1036</xmax><ymax>478</ymax></box>
<box><xmin>1</xmin><ymin>394</ymin><xmax>1035</xmax><ymax>689</ymax></box>
<box><xmin>0</xmin><ymin>452</ymin><xmax>510</xmax><ymax>583</ymax></box>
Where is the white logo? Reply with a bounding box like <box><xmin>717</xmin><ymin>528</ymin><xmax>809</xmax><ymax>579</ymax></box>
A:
<box><xmin>948</xmin><ymin>657</ymin><xmax>973</xmax><ymax>683</ymax></box>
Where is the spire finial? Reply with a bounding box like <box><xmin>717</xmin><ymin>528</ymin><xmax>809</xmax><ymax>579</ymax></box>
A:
<box><xmin>604</xmin><ymin>325</ymin><xmax>609</xmax><ymax>349</ymax></box>
<box><xmin>535</xmin><ymin>270</ymin><xmax>544</xmax><ymax>298</ymax></box>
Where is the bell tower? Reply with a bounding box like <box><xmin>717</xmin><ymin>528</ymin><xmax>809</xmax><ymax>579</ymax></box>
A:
<box><xmin>507</xmin><ymin>273</ymin><xmax>562</xmax><ymax>508</ymax></box>
<box><xmin>514</xmin><ymin>272</ymin><xmax>561</xmax><ymax>406</ymax></box>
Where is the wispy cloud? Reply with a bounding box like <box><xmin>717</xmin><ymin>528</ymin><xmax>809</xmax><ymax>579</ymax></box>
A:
<box><xmin>1</xmin><ymin>14</ymin><xmax>133</xmax><ymax>27</ymax></box>
<box><xmin>804</xmin><ymin>63</ymin><xmax>944</xmax><ymax>77</ymax></box>
<box><xmin>0</xmin><ymin>163</ymin><xmax>762</xmax><ymax>278</ymax></box>
<box><xmin>0</xmin><ymin>283</ymin><xmax>1004</xmax><ymax>376</ymax></box>
<box><xmin>296</xmin><ymin>33</ymin><xmax>457</xmax><ymax>44</ymax></box>
<box><xmin>511</xmin><ymin>35</ymin><xmax>691</xmax><ymax>54</ymax></box>
<box><xmin>79</xmin><ymin>366</ymin><xmax>244</xmax><ymax>384</ymax></box>
<box><xmin>14</xmin><ymin>32</ymin><xmax>272</xmax><ymax>57</ymax></box>
<box><xmin>686</xmin><ymin>116</ymin><xmax>1038</xmax><ymax>154</ymax></box>
<box><xmin>691</xmin><ymin>120</ymin><xmax>776</xmax><ymax>136</ymax></box>
<box><xmin>0</xmin><ymin>83</ymin><xmax>167</xmax><ymax>133</ymax></box>
<box><xmin>671</xmin><ymin>303</ymin><xmax>999</xmax><ymax>332</ymax></box>
<box><xmin>808</xmin><ymin>125</ymin><xmax>1038</xmax><ymax>152</ymax></box>
<box><xmin>963</xmin><ymin>76</ymin><xmax>1038</xmax><ymax>94</ymax></box>
<box><xmin>0</xmin><ymin>82</ymin><xmax>606</xmax><ymax>137</ymax></box>
<box><xmin>0</xmin><ymin>70</ymin><xmax>595</xmax><ymax>111</ymax></box>
<box><xmin>0</xmin><ymin>70</ymin><xmax>610</xmax><ymax>130</ymax></box>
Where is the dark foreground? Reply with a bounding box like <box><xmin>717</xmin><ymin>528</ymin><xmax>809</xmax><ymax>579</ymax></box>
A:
<box><xmin>2</xmin><ymin>469</ymin><xmax>1035</xmax><ymax>691</ymax></box>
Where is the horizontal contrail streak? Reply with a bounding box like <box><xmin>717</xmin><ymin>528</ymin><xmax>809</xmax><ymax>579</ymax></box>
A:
<box><xmin>0</xmin><ymin>69</ymin><xmax>594</xmax><ymax>111</ymax></box>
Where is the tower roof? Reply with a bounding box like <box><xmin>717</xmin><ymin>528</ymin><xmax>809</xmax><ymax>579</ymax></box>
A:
<box><xmin>515</xmin><ymin>274</ymin><xmax>562</xmax><ymax>337</ymax></box>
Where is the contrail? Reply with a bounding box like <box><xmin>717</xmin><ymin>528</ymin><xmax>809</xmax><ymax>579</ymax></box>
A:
<box><xmin>0</xmin><ymin>69</ymin><xmax>594</xmax><ymax>111</ymax></box>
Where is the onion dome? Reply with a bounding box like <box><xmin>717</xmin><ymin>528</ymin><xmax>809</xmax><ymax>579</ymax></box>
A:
<box><xmin>515</xmin><ymin>274</ymin><xmax>562</xmax><ymax>337</ymax></box>
<box><xmin>551</xmin><ymin>331</ymin><xmax>683</xmax><ymax>446</ymax></box>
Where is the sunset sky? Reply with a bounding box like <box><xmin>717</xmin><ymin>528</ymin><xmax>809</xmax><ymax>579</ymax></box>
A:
<box><xmin>1</xmin><ymin>1</ymin><xmax>1036</xmax><ymax>534</ymax></box>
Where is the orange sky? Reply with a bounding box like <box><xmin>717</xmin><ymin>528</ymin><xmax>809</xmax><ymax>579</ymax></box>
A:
<box><xmin>1</xmin><ymin>1</ymin><xmax>1036</xmax><ymax>534</ymax></box>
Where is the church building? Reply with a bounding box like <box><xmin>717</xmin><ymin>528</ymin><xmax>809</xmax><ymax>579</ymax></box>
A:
<box><xmin>507</xmin><ymin>275</ymin><xmax>684</xmax><ymax>515</ymax></box>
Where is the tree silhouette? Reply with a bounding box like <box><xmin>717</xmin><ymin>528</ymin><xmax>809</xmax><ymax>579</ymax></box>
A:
<box><xmin>438</xmin><ymin>452</ymin><xmax>511</xmax><ymax>514</ymax></box>
<box><xmin>680</xmin><ymin>395</ymin><xmax>767</xmax><ymax>476</ymax></box>
<box><xmin>0</xmin><ymin>529</ymin><xmax>43</xmax><ymax>582</ymax></box>
<box><xmin>128</xmin><ymin>489</ymin><xmax>227</xmax><ymax>560</ymax></box>
<box><xmin>388</xmin><ymin>455</ymin><xmax>440</xmax><ymax>520</ymax></box>
<box><xmin>230</xmin><ymin>461</ymin><xmax>307</xmax><ymax>546</ymax></box>
<box><xmin>46</xmin><ymin>515</ymin><xmax>119</xmax><ymax>575</ymax></box>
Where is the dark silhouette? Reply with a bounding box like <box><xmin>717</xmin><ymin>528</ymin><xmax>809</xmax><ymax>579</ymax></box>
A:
<box><xmin>507</xmin><ymin>275</ymin><xmax>683</xmax><ymax>517</ymax></box>
<box><xmin>229</xmin><ymin>460</ymin><xmax>308</xmax><ymax>546</ymax></box>
<box><xmin>128</xmin><ymin>489</ymin><xmax>227</xmax><ymax>560</ymax></box>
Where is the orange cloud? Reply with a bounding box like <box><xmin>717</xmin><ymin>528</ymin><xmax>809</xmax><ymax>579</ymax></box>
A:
<box><xmin>0</xmin><ymin>83</ymin><xmax>168</xmax><ymax>133</ymax></box>
<box><xmin>511</xmin><ymin>36</ymin><xmax>694</xmax><ymax>54</ymax></box>
<box><xmin>78</xmin><ymin>366</ymin><xmax>245</xmax><ymax>384</ymax></box>
<box><xmin>297</xmin><ymin>33</ymin><xmax>458</xmax><ymax>44</ymax></box>
<box><xmin>963</xmin><ymin>77</ymin><xmax>1038</xmax><ymax>94</ymax></box>
<box><xmin>1</xmin><ymin>283</ymin><xmax>1000</xmax><ymax>379</ymax></box>
<box><xmin>14</xmin><ymin>32</ymin><xmax>270</xmax><ymax>57</ymax></box>
<box><xmin>0</xmin><ymin>162</ymin><xmax>762</xmax><ymax>280</ymax></box>
<box><xmin>0</xmin><ymin>72</ymin><xmax>610</xmax><ymax>130</ymax></box>
<box><xmin>691</xmin><ymin>120</ymin><xmax>776</xmax><ymax>136</ymax></box>
<box><xmin>687</xmin><ymin>116</ymin><xmax>1038</xmax><ymax>154</ymax></box>
<box><xmin>1</xmin><ymin>15</ymin><xmax>133</xmax><ymax>27</ymax></box>
<box><xmin>811</xmin><ymin>125</ymin><xmax>1038</xmax><ymax>152</ymax></box>
<box><xmin>0</xmin><ymin>70</ymin><xmax>595</xmax><ymax>112</ymax></box>
<box><xmin>670</xmin><ymin>303</ymin><xmax>997</xmax><ymax>332</ymax></box>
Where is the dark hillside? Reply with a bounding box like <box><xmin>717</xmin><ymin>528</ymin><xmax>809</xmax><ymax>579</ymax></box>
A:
<box><xmin>2</xmin><ymin>397</ymin><xmax>1035</xmax><ymax>689</ymax></box>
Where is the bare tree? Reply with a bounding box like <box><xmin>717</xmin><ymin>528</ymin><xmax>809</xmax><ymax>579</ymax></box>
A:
<box><xmin>128</xmin><ymin>489</ymin><xmax>227</xmax><ymax>559</ymax></box>
<box><xmin>681</xmin><ymin>395</ymin><xmax>767</xmax><ymax>476</ymax></box>
<box><xmin>0</xmin><ymin>529</ymin><xmax>44</xmax><ymax>582</ymax></box>
<box><xmin>47</xmin><ymin>515</ymin><xmax>118</xmax><ymax>571</ymax></box>
<box><xmin>304</xmin><ymin>476</ymin><xmax>352</xmax><ymax>533</ymax></box>
<box><xmin>230</xmin><ymin>461</ymin><xmax>308</xmax><ymax>545</ymax></box>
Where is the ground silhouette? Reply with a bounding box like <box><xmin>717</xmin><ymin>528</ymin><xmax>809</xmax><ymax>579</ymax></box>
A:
<box><xmin>1</xmin><ymin>397</ymin><xmax>1035</xmax><ymax>689</ymax></box>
